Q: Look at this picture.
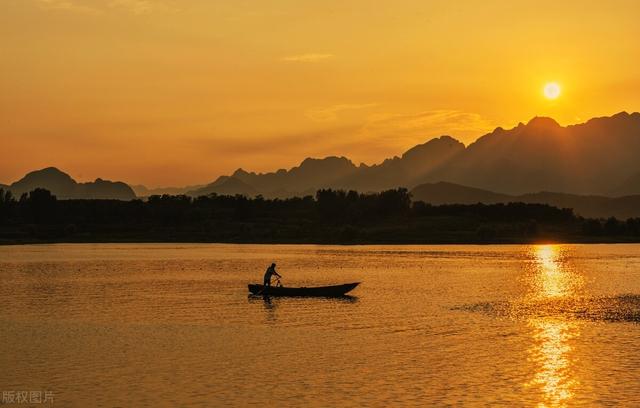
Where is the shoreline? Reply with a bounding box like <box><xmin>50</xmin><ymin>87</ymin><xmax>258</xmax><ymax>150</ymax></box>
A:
<box><xmin>3</xmin><ymin>236</ymin><xmax>639</xmax><ymax>246</ymax></box>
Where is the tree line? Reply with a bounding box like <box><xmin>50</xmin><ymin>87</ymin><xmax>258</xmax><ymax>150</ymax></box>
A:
<box><xmin>1</xmin><ymin>187</ymin><xmax>639</xmax><ymax>244</ymax></box>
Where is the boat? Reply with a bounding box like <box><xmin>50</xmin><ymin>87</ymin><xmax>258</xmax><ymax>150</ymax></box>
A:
<box><xmin>248</xmin><ymin>282</ymin><xmax>360</xmax><ymax>297</ymax></box>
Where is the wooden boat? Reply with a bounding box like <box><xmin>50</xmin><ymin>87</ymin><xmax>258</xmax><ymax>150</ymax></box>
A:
<box><xmin>248</xmin><ymin>282</ymin><xmax>360</xmax><ymax>297</ymax></box>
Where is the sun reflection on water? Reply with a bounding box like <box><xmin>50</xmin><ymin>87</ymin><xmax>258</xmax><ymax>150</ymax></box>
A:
<box><xmin>532</xmin><ymin>245</ymin><xmax>581</xmax><ymax>299</ymax></box>
<box><xmin>526</xmin><ymin>318</ymin><xmax>579</xmax><ymax>407</ymax></box>
<box><xmin>526</xmin><ymin>245</ymin><xmax>583</xmax><ymax>407</ymax></box>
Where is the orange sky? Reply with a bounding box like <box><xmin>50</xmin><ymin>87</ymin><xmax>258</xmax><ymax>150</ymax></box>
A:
<box><xmin>2</xmin><ymin>0</ymin><xmax>640</xmax><ymax>186</ymax></box>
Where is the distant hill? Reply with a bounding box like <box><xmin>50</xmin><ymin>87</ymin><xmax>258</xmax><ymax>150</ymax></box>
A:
<box><xmin>196</xmin><ymin>112</ymin><xmax>640</xmax><ymax>197</ymax></box>
<box><xmin>4</xmin><ymin>167</ymin><xmax>136</xmax><ymax>200</ymax></box>
<box><xmin>9</xmin><ymin>112</ymin><xmax>640</xmax><ymax>204</ymax></box>
<box><xmin>131</xmin><ymin>184</ymin><xmax>206</xmax><ymax>197</ymax></box>
<box><xmin>410</xmin><ymin>182</ymin><xmax>512</xmax><ymax>205</ymax></box>
<box><xmin>334</xmin><ymin>136</ymin><xmax>465</xmax><ymax>192</ymax></box>
<box><xmin>187</xmin><ymin>176</ymin><xmax>258</xmax><ymax>197</ymax></box>
<box><xmin>411</xmin><ymin>181</ymin><xmax>640</xmax><ymax>219</ymax></box>
<box><xmin>182</xmin><ymin>137</ymin><xmax>465</xmax><ymax>197</ymax></box>
<box><xmin>424</xmin><ymin>113</ymin><xmax>640</xmax><ymax>195</ymax></box>
<box><xmin>611</xmin><ymin>171</ymin><xmax>640</xmax><ymax>196</ymax></box>
<box><xmin>228</xmin><ymin>156</ymin><xmax>358</xmax><ymax>197</ymax></box>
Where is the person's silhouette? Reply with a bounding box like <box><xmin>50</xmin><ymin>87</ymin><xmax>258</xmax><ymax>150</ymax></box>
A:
<box><xmin>263</xmin><ymin>263</ymin><xmax>281</xmax><ymax>293</ymax></box>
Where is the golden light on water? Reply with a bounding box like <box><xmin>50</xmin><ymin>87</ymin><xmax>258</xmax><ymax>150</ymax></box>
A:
<box><xmin>527</xmin><ymin>318</ymin><xmax>579</xmax><ymax>408</ymax></box>
<box><xmin>525</xmin><ymin>244</ymin><xmax>583</xmax><ymax>407</ymax></box>
<box><xmin>532</xmin><ymin>245</ymin><xmax>581</xmax><ymax>298</ymax></box>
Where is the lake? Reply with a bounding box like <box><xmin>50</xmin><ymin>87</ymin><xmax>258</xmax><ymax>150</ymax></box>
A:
<box><xmin>2</xmin><ymin>243</ymin><xmax>640</xmax><ymax>406</ymax></box>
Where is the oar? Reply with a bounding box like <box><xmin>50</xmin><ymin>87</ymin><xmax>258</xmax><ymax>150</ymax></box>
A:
<box><xmin>255</xmin><ymin>276</ymin><xmax>282</xmax><ymax>296</ymax></box>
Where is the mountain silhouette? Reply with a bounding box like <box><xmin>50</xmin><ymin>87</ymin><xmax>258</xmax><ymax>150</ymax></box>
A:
<box><xmin>411</xmin><ymin>182</ymin><xmax>512</xmax><ymax>204</ymax></box>
<box><xmin>411</xmin><ymin>181</ymin><xmax>640</xmax><ymax>219</ymax></box>
<box><xmin>188</xmin><ymin>175</ymin><xmax>258</xmax><ymax>197</ymax></box>
<box><xmin>7</xmin><ymin>112</ymin><xmax>640</xmax><ymax>205</ymax></box>
<box><xmin>333</xmin><ymin>136</ymin><xmax>465</xmax><ymax>192</ymax></box>
<box><xmin>424</xmin><ymin>112</ymin><xmax>640</xmax><ymax>194</ymax></box>
<box><xmin>6</xmin><ymin>167</ymin><xmax>136</xmax><ymax>200</ymax></box>
<box><xmin>187</xmin><ymin>137</ymin><xmax>465</xmax><ymax>198</ymax></box>
<box><xmin>197</xmin><ymin>112</ymin><xmax>640</xmax><ymax>197</ymax></box>
<box><xmin>611</xmin><ymin>171</ymin><xmax>640</xmax><ymax>196</ymax></box>
<box><xmin>203</xmin><ymin>156</ymin><xmax>359</xmax><ymax>197</ymax></box>
<box><xmin>131</xmin><ymin>184</ymin><xmax>206</xmax><ymax>197</ymax></box>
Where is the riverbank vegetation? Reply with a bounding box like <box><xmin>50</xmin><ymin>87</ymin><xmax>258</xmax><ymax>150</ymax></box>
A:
<box><xmin>1</xmin><ymin>188</ymin><xmax>639</xmax><ymax>244</ymax></box>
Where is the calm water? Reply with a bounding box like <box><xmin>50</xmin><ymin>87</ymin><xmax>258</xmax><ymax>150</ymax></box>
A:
<box><xmin>2</xmin><ymin>244</ymin><xmax>640</xmax><ymax>407</ymax></box>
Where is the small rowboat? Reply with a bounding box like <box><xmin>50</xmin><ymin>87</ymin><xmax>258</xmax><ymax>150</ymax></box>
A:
<box><xmin>248</xmin><ymin>282</ymin><xmax>360</xmax><ymax>297</ymax></box>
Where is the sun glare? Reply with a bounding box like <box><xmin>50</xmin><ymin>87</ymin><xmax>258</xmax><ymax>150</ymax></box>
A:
<box><xmin>543</xmin><ymin>82</ymin><xmax>561</xmax><ymax>100</ymax></box>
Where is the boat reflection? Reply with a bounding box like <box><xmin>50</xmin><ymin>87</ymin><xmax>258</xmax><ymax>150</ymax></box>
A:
<box><xmin>525</xmin><ymin>245</ymin><xmax>582</xmax><ymax>407</ymax></box>
<box><xmin>248</xmin><ymin>294</ymin><xmax>359</xmax><ymax>303</ymax></box>
<box><xmin>247</xmin><ymin>293</ymin><xmax>359</xmax><ymax>324</ymax></box>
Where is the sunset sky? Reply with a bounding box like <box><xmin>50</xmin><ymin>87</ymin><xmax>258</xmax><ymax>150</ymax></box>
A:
<box><xmin>2</xmin><ymin>0</ymin><xmax>639</xmax><ymax>187</ymax></box>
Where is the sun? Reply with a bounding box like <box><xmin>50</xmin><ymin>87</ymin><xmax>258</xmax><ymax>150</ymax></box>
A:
<box><xmin>543</xmin><ymin>82</ymin><xmax>561</xmax><ymax>100</ymax></box>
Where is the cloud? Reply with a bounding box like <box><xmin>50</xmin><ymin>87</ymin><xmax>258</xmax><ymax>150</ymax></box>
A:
<box><xmin>109</xmin><ymin>0</ymin><xmax>180</xmax><ymax>15</ymax></box>
<box><xmin>184</xmin><ymin>109</ymin><xmax>494</xmax><ymax>175</ymax></box>
<box><xmin>36</xmin><ymin>0</ymin><xmax>174</xmax><ymax>15</ymax></box>
<box><xmin>362</xmin><ymin>109</ymin><xmax>495</xmax><ymax>143</ymax></box>
<box><xmin>282</xmin><ymin>53</ymin><xmax>334</xmax><ymax>62</ymax></box>
<box><xmin>109</xmin><ymin>0</ymin><xmax>154</xmax><ymax>15</ymax></box>
<box><xmin>305</xmin><ymin>103</ymin><xmax>378</xmax><ymax>122</ymax></box>
<box><xmin>320</xmin><ymin>109</ymin><xmax>495</xmax><ymax>163</ymax></box>
<box><xmin>37</xmin><ymin>0</ymin><xmax>101</xmax><ymax>14</ymax></box>
<box><xmin>187</xmin><ymin>124</ymin><xmax>362</xmax><ymax>173</ymax></box>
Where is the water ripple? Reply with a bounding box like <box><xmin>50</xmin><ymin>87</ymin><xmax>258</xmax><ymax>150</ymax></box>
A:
<box><xmin>457</xmin><ymin>294</ymin><xmax>640</xmax><ymax>323</ymax></box>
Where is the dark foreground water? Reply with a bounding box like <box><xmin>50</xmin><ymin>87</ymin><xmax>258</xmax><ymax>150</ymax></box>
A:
<box><xmin>2</xmin><ymin>243</ymin><xmax>640</xmax><ymax>407</ymax></box>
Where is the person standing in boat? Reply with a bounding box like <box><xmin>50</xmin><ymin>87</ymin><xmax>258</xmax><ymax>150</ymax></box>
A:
<box><xmin>263</xmin><ymin>263</ymin><xmax>281</xmax><ymax>292</ymax></box>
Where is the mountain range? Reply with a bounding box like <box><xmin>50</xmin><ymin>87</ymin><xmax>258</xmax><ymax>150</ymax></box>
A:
<box><xmin>2</xmin><ymin>167</ymin><xmax>136</xmax><ymax>200</ymax></box>
<box><xmin>189</xmin><ymin>112</ymin><xmax>640</xmax><ymax>197</ymax></box>
<box><xmin>411</xmin><ymin>182</ymin><xmax>640</xmax><ymax>220</ymax></box>
<box><xmin>2</xmin><ymin>112</ymin><xmax>640</xmax><ymax>218</ymax></box>
<box><xmin>130</xmin><ymin>184</ymin><xmax>206</xmax><ymax>197</ymax></box>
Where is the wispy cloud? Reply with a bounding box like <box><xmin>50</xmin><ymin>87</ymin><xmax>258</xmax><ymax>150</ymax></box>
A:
<box><xmin>306</xmin><ymin>103</ymin><xmax>378</xmax><ymax>122</ymax></box>
<box><xmin>322</xmin><ymin>109</ymin><xmax>495</xmax><ymax>163</ymax></box>
<box><xmin>36</xmin><ymin>0</ymin><xmax>174</xmax><ymax>15</ymax></box>
<box><xmin>187</xmin><ymin>109</ymin><xmax>494</xmax><ymax>174</ymax></box>
<box><xmin>190</xmin><ymin>125</ymin><xmax>360</xmax><ymax>157</ymax></box>
<box><xmin>109</xmin><ymin>0</ymin><xmax>154</xmax><ymax>15</ymax></box>
<box><xmin>282</xmin><ymin>53</ymin><xmax>334</xmax><ymax>62</ymax></box>
<box><xmin>362</xmin><ymin>109</ymin><xmax>495</xmax><ymax>143</ymax></box>
<box><xmin>37</xmin><ymin>0</ymin><xmax>101</xmax><ymax>14</ymax></box>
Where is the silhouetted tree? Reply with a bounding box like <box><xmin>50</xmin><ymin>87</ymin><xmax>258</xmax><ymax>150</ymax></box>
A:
<box><xmin>0</xmin><ymin>189</ymin><xmax>16</xmax><ymax>223</ymax></box>
<box><xmin>24</xmin><ymin>188</ymin><xmax>57</xmax><ymax>223</ymax></box>
<box><xmin>604</xmin><ymin>217</ymin><xmax>622</xmax><ymax>235</ymax></box>
<box><xmin>581</xmin><ymin>219</ymin><xmax>602</xmax><ymax>235</ymax></box>
<box><xmin>376</xmin><ymin>188</ymin><xmax>411</xmax><ymax>217</ymax></box>
<box><xmin>1</xmin><ymin>187</ymin><xmax>638</xmax><ymax>244</ymax></box>
<box><xmin>626</xmin><ymin>218</ymin><xmax>640</xmax><ymax>236</ymax></box>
